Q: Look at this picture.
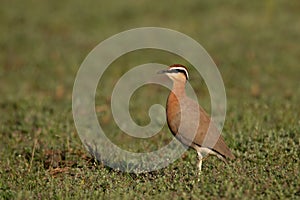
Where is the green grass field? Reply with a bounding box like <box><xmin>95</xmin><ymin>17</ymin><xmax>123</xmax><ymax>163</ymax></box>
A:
<box><xmin>1</xmin><ymin>0</ymin><xmax>299</xmax><ymax>199</ymax></box>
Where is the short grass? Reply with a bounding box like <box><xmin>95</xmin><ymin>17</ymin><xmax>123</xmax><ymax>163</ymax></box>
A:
<box><xmin>1</xmin><ymin>0</ymin><xmax>299</xmax><ymax>199</ymax></box>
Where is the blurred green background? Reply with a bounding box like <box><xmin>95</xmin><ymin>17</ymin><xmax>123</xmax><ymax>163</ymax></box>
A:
<box><xmin>0</xmin><ymin>0</ymin><xmax>299</xmax><ymax>199</ymax></box>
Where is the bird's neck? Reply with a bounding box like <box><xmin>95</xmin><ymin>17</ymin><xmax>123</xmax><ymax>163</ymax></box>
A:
<box><xmin>171</xmin><ymin>81</ymin><xmax>186</xmax><ymax>98</ymax></box>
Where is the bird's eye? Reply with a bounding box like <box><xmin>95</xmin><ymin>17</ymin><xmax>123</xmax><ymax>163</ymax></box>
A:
<box><xmin>171</xmin><ymin>69</ymin><xmax>183</xmax><ymax>73</ymax></box>
<box><xmin>168</xmin><ymin>68</ymin><xmax>189</xmax><ymax>80</ymax></box>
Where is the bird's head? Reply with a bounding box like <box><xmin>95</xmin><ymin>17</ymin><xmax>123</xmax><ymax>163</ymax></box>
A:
<box><xmin>158</xmin><ymin>64</ymin><xmax>189</xmax><ymax>83</ymax></box>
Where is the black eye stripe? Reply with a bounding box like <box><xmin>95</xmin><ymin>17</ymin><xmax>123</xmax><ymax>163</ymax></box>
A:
<box><xmin>169</xmin><ymin>69</ymin><xmax>189</xmax><ymax>80</ymax></box>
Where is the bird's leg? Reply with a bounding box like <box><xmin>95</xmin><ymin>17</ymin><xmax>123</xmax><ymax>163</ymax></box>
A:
<box><xmin>197</xmin><ymin>151</ymin><xmax>203</xmax><ymax>175</ymax></box>
<box><xmin>198</xmin><ymin>159</ymin><xmax>202</xmax><ymax>172</ymax></box>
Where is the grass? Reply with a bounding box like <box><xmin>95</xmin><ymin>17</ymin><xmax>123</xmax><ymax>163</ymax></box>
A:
<box><xmin>1</xmin><ymin>0</ymin><xmax>300</xmax><ymax>199</ymax></box>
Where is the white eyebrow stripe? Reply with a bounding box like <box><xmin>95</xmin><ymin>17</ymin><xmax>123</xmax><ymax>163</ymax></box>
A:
<box><xmin>169</xmin><ymin>67</ymin><xmax>189</xmax><ymax>79</ymax></box>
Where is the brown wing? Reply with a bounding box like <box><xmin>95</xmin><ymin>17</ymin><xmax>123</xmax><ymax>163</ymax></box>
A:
<box><xmin>167</xmin><ymin>94</ymin><xmax>235</xmax><ymax>160</ymax></box>
<box><xmin>192</xmin><ymin>100</ymin><xmax>235</xmax><ymax>160</ymax></box>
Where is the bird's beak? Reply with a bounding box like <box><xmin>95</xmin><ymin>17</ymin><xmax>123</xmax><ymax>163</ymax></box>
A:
<box><xmin>157</xmin><ymin>69</ymin><xmax>169</xmax><ymax>74</ymax></box>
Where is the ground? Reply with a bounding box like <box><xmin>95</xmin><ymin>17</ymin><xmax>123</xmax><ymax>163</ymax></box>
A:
<box><xmin>0</xmin><ymin>0</ymin><xmax>299</xmax><ymax>199</ymax></box>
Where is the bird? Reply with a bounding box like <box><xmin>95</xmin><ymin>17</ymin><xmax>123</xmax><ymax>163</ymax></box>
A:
<box><xmin>158</xmin><ymin>64</ymin><xmax>235</xmax><ymax>173</ymax></box>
